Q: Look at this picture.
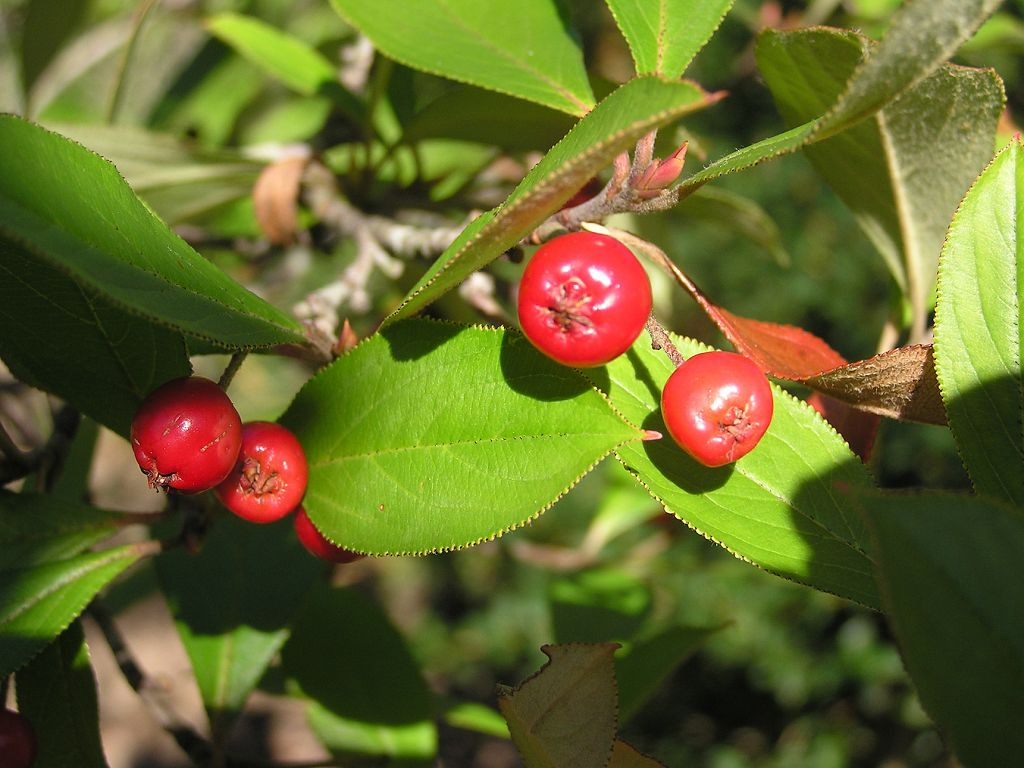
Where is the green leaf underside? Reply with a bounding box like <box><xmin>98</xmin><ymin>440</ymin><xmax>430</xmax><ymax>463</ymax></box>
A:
<box><xmin>0</xmin><ymin>116</ymin><xmax>306</xmax><ymax>352</ymax></box>
<box><xmin>17</xmin><ymin>621</ymin><xmax>107</xmax><ymax>768</ymax></box>
<box><xmin>329</xmin><ymin>0</ymin><xmax>593</xmax><ymax>115</ymax></box>
<box><xmin>0</xmin><ymin>545</ymin><xmax>142</xmax><ymax>677</ymax></box>
<box><xmin>284</xmin><ymin>585</ymin><xmax>436</xmax><ymax>761</ymax></box>
<box><xmin>757</xmin><ymin>28</ymin><xmax>1003</xmax><ymax>326</ymax></box>
<box><xmin>157</xmin><ymin>514</ymin><xmax>324</xmax><ymax>741</ymax></box>
<box><xmin>498</xmin><ymin>643</ymin><xmax>619</xmax><ymax>768</ymax></box>
<box><xmin>933</xmin><ymin>140</ymin><xmax>1024</xmax><ymax>505</ymax></box>
<box><xmin>606</xmin><ymin>0</ymin><xmax>735</xmax><ymax>79</ymax></box>
<box><xmin>0</xmin><ymin>241</ymin><xmax>191</xmax><ymax>436</ymax></box>
<box><xmin>387</xmin><ymin>77</ymin><xmax>712</xmax><ymax>324</ymax></box>
<box><xmin>680</xmin><ymin>1</ymin><xmax>1002</xmax><ymax>194</ymax></box>
<box><xmin>600</xmin><ymin>335</ymin><xmax>880</xmax><ymax>609</ymax></box>
<box><xmin>280</xmin><ymin>319</ymin><xmax>641</xmax><ymax>555</ymax></box>
<box><xmin>863</xmin><ymin>491</ymin><xmax>1024</xmax><ymax>765</ymax></box>
<box><xmin>0</xmin><ymin>491</ymin><xmax>122</xmax><ymax>572</ymax></box>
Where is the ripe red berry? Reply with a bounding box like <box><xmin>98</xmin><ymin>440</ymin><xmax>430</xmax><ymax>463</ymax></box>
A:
<box><xmin>293</xmin><ymin>506</ymin><xmax>363</xmax><ymax>563</ymax></box>
<box><xmin>0</xmin><ymin>708</ymin><xmax>37</xmax><ymax>768</ymax></box>
<box><xmin>517</xmin><ymin>231</ymin><xmax>652</xmax><ymax>368</ymax></box>
<box><xmin>131</xmin><ymin>377</ymin><xmax>242</xmax><ymax>493</ymax></box>
<box><xmin>661</xmin><ymin>351</ymin><xmax>774</xmax><ymax>467</ymax></box>
<box><xmin>216</xmin><ymin>421</ymin><xmax>308</xmax><ymax>523</ymax></box>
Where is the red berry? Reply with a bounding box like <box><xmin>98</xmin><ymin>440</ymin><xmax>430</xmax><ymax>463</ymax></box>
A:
<box><xmin>0</xmin><ymin>709</ymin><xmax>37</xmax><ymax>768</ymax></box>
<box><xmin>517</xmin><ymin>231</ymin><xmax>652</xmax><ymax>367</ymax></box>
<box><xmin>293</xmin><ymin>506</ymin><xmax>363</xmax><ymax>563</ymax></box>
<box><xmin>216</xmin><ymin>421</ymin><xmax>308</xmax><ymax>524</ymax></box>
<box><xmin>661</xmin><ymin>351</ymin><xmax>774</xmax><ymax>467</ymax></box>
<box><xmin>131</xmin><ymin>377</ymin><xmax>242</xmax><ymax>493</ymax></box>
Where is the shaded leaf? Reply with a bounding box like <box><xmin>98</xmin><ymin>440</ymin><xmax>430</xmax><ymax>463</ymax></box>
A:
<box><xmin>0</xmin><ymin>116</ymin><xmax>307</xmax><ymax>353</ymax></box>
<box><xmin>609</xmin><ymin>740</ymin><xmax>667</xmax><ymax>768</ymax></box>
<box><xmin>933</xmin><ymin>139</ymin><xmax>1024</xmax><ymax>505</ymax></box>
<box><xmin>17</xmin><ymin>621</ymin><xmax>107</xmax><ymax>768</ymax></box>
<box><xmin>863</xmin><ymin>490</ymin><xmax>1024</xmax><ymax>766</ymax></box>
<box><xmin>387</xmin><ymin>77</ymin><xmax>718</xmax><ymax>324</ymax></box>
<box><xmin>600</xmin><ymin>334</ymin><xmax>880</xmax><ymax>609</ymax></box>
<box><xmin>605</xmin><ymin>0</ymin><xmax>735</xmax><ymax>79</ymax></box>
<box><xmin>330</xmin><ymin>0</ymin><xmax>594</xmax><ymax>115</ymax></box>
<box><xmin>758</xmin><ymin>27</ymin><xmax>1003</xmax><ymax>335</ymax></box>
<box><xmin>157</xmin><ymin>513</ymin><xmax>324</xmax><ymax>744</ymax></box>
<box><xmin>498</xmin><ymin>643</ymin><xmax>619</xmax><ymax>768</ymax></box>
<box><xmin>279</xmin><ymin>319</ymin><xmax>641</xmax><ymax>555</ymax></box>
<box><xmin>283</xmin><ymin>584</ymin><xmax>436</xmax><ymax>762</ymax></box>
<box><xmin>0</xmin><ymin>491</ymin><xmax>124</xmax><ymax>572</ymax></box>
<box><xmin>0</xmin><ymin>543</ymin><xmax>148</xmax><ymax>677</ymax></box>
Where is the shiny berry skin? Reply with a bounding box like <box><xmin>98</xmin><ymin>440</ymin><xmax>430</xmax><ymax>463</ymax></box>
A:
<box><xmin>131</xmin><ymin>377</ymin><xmax>242</xmax><ymax>493</ymax></box>
<box><xmin>216</xmin><ymin>421</ymin><xmax>308</xmax><ymax>523</ymax></box>
<box><xmin>517</xmin><ymin>231</ymin><xmax>652</xmax><ymax>367</ymax></box>
<box><xmin>661</xmin><ymin>351</ymin><xmax>774</xmax><ymax>467</ymax></box>
<box><xmin>293</xmin><ymin>506</ymin><xmax>363</xmax><ymax>563</ymax></box>
<box><xmin>0</xmin><ymin>708</ymin><xmax>37</xmax><ymax>768</ymax></box>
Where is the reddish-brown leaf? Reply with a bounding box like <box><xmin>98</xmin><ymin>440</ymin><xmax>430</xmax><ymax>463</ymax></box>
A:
<box><xmin>807</xmin><ymin>392</ymin><xmax>881</xmax><ymax>461</ymax></box>
<box><xmin>253</xmin><ymin>156</ymin><xmax>308</xmax><ymax>245</ymax></box>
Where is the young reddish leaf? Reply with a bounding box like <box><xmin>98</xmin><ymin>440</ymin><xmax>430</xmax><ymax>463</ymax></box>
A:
<box><xmin>807</xmin><ymin>393</ymin><xmax>880</xmax><ymax>462</ymax></box>
<box><xmin>498</xmin><ymin>643</ymin><xmax>619</xmax><ymax>768</ymax></box>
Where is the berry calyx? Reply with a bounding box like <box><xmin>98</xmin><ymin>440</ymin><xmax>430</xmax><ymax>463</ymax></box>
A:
<box><xmin>131</xmin><ymin>377</ymin><xmax>242</xmax><ymax>494</ymax></box>
<box><xmin>0</xmin><ymin>708</ymin><xmax>37</xmax><ymax>768</ymax></box>
<box><xmin>293</xmin><ymin>506</ymin><xmax>363</xmax><ymax>563</ymax></box>
<box><xmin>517</xmin><ymin>231</ymin><xmax>652</xmax><ymax>367</ymax></box>
<box><xmin>216</xmin><ymin>421</ymin><xmax>308</xmax><ymax>524</ymax></box>
<box><xmin>661</xmin><ymin>351</ymin><xmax>774</xmax><ymax>467</ymax></box>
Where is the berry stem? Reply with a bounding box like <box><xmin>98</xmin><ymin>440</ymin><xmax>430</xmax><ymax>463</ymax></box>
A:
<box><xmin>217</xmin><ymin>352</ymin><xmax>247</xmax><ymax>391</ymax></box>
<box><xmin>645</xmin><ymin>314</ymin><xmax>686</xmax><ymax>369</ymax></box>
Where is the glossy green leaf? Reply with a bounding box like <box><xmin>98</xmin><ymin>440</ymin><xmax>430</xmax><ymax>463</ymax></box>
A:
<box><xmin>498</xmin><ymin>643</ymin><xmax>619</xmax><ymax>768</ymax></box>
<box><xmin>157</xmin><ymin>513</ymin><xmax>324</xmax><ymax>745</ymax></box>
<box><xmin>605</xmin><ymin>0</ymin><xmax>735</xmax><ymax>78</ymax></box>
<box><xmin>757</xmin><ymin>28</ymin><xmax>1002</xmax><ymax>333</ymax></box>
<box><xmin>388</xmin><ymin>77</ymin><xmax>715</xmax><ymax>324</ymax></box>
<box><xmin>863</xmin><ymin>491</ymin><xmax>1024</xmax><ymax>765</ymax></box>
<box><xmin>330</xmin><ymin>0</ymin><xmax>593</xmax><ymax>115</ymax></box>
<box><xmin>280</xmin><ymin>319</ymin><xmax>641</xmax><ymax>555</ymax></box>
<box><xmin>0</xmin><ymin>116</ymin><xmax>307</xmax><ymax>353</ymax></box>
<box><xmin>17</xmin><ymin>621</ymin><xmax>106</xmax><ymax>768</ymax></box>
<box><xmin>680</xmin><ymin>0</ymin><xmax>1002</xmax><ymax>196</ymax></box>
<box><xmin>283</xmin><ymin>584</ymin><xmax>436</xmax><ymax>762</ymax></box>
<box><xmin>0</xmin><ymin>242</ymin><xmax>190</xmax><ymax>436</ymax></box>
<box><xmin>0</xmin><ymin>543</ymin><xmax>146</xmax><ymax>677</ymax></box>
<box><xmin>0</xmin><ymin>491</ymin><xmax>122</xmax><ymax>572</ymax></box>
<box><xmin>599</xmin><ymin>335</ymin><xmax>880</xmax><ymax>609</ymax></box>
<box><xmin>933</xmin><ymin>140</ymin><xmax>1024</xmax><ymax>505</ymax></box>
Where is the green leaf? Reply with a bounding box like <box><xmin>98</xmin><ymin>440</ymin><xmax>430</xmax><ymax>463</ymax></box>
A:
<box><xmin>600</xmin><ymin>335</ymin><xmax>880</xmax><ymax>609</ymax></box>
<box><xmin>329</xmin><ymin>0</ymin><xmax>594</xmax><ymax>115</ymax></box>
<box><xmin>813</xmin><ymin>0</ymin><xmax>1004</xmax><ymax>139</ymax></box>
<box><xmin>281</xmin><ymin>319</ymin><xmax>641</xmax><ymax>555</ymax></box>
<box><xmin>0</xmin><ymin>543</ymin><xmax>146</xmax><ymax>677</ymax></box>
<box><xmin>863</xmin><ymin>491</ymin><xmax>1024</xmax><ymax>765</ymax></box>
<box><xmin>676</xmin><ymin>186</ymin><xmax>788</xmax><ymax>265</ymax></box>
<box><xmin>283</xmin><ymin>584</ymin><xmax>436</xmax><ymax>762</ymax></box>
<box><xmin>0</xmin><ymin>241</ymin><xmax>191</xmax><ymax>436</ymax></box>
<box><xmin>609</xmin><ymin>740</ymin><xmax>666</xmax><ymax>768</ymax></box>
<box><xmin>498</xmin><ymin>643</ymin><xmax>619</xmax><ymax>768</ymax></box>
<box><xmin>157</xmin><ymin>513</ymin><xmax>324</xmax><ymax>745</ymax></box>
<box><xmin>205</xmin><ymin>13</ymin><xmax>362</xmax><ymax>121</ymax></box>
<box><xmin>605</xmin><ymin>0</ymin><xmax>735</xmax><ymax>78</ymax></box>
<box><xmin>0</xmin><ymin>491</ymin><xmax>122</xmax><ymax>572</ymax></box>
<box><xmin>19</xmin><ymin>0</ymin><xmax>90</xmax><ymax>98</ymax></box>
<box><xmin>388</xmin><ymin>77</ymin><xmax>715</xmax><ymax>323</ymax></box>
<box><xmin>0</xmin><ymin>116</ymin><xmax>307</xmax><ymax>353</ymax></box>
<box><xmin>441</xmin><ymin>701</ymin><xmax>510</xmax><ymax>739</ymax></box>
<box><xmin>757</xmin><ymin>28</ymin><xmax>1003</xmax><ymax>333</ymax></box>
<box><xmin>679</xmin><ymin>0</ymin><xmax>1002</xmax><ymax>196</ymax></box>
<box><xmin>550</xmin><ymin>569</ymin><xmax>651</xmax><ymax>645</ymax></box>
<box><xmin>16</xmin><ymin>621</ymin><xmax>107</xmax><ymax>768</ymax></box>
<box><xmin>933</xmin><ymin>139</ymin><xmax>1024</xmax><ymax>505</ymax></box>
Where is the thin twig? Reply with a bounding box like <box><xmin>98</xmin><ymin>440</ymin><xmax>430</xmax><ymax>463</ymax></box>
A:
<box><xmin>86</xmin><ymin>600</ymin><xmax>214</xmax><ymax>764</ymax></box>
<box><xmin>218</xmin><ymin>352</ymin><xmax>248</xmax><ymax>391</ymax></box>
<box><xmin>645</xmin><ymin>314</ymin><xmax>686</xmax><ymax>368</ymax></box>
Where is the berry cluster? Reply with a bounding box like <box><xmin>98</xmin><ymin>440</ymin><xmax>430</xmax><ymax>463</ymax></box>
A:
<box><xmin>518</xmin><ymin>232</ymin><xmax>774</xmax><ymax>466</ymax></box>
<box><xmin>131</xmin><ymin>377</ymin><xmax>358</xmax><ymax>563</ymax></box>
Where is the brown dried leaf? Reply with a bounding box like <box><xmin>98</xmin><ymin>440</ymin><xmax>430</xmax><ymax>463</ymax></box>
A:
<box><xmin>253</xmin><ymin>156</ymin><xmax>308</xmax><ymax>245</ymax></box>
